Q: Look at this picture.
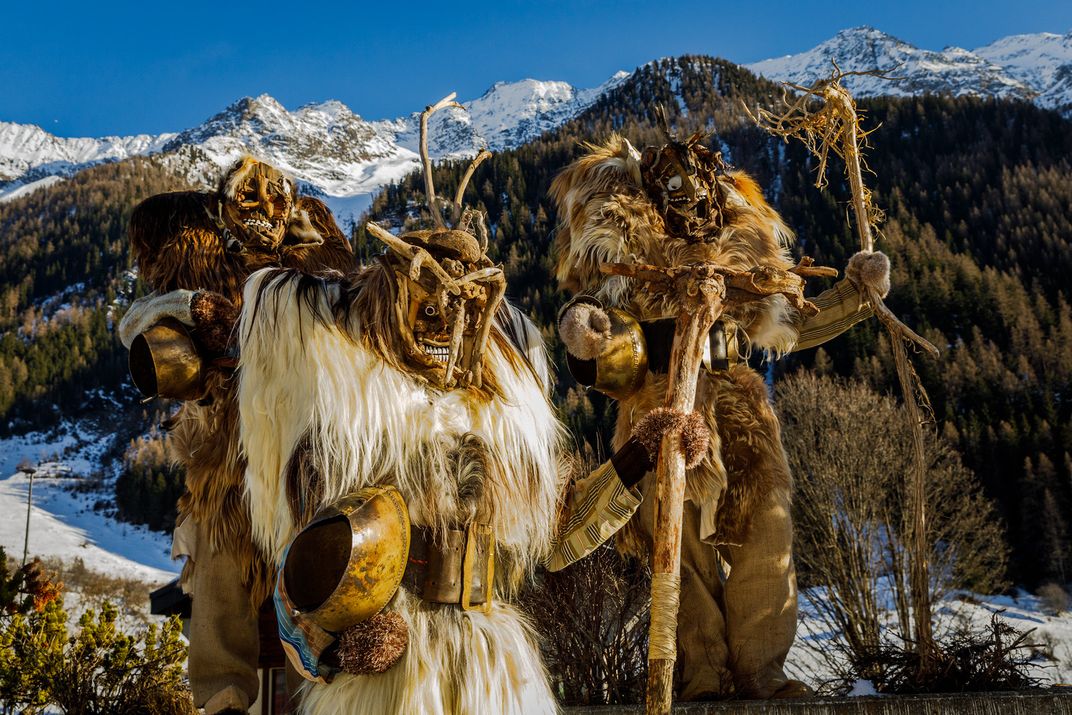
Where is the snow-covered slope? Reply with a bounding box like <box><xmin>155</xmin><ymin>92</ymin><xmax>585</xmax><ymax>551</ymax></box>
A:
<box><xmin>748</xmin><ymin>27</ymin><xmax>1035</xmax><ymax>102</ymax></box>
<box><xmin>976</xmin><ymin>31</ymin><xmax>1072</xmax><ymax>110</ymax></box>
<box><xmin>0</xmin><ymin>73</ymin><xmax>630</xmax><ymax>218</ymax></box>
<box><xmin>0</xmin><ymin>424</ymin><xmax>177</xmax><ymax>585</ymax></box>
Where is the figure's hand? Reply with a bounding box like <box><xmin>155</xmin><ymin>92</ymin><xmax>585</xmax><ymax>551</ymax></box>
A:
<box><xmin>117</xmin><ymin>290</ymin><xmax>196</xmax><ymax>348</ymax></box>
<box><xmin>190</xmin><ymin>291</ymin><xmax>239</xmax><ymax>355</ymax></box>
<box><xmin>632</xmin><ymin>407</ymin><xmax>710</xmax><ymax>469</ymax></box>
<box><xmin>334</xmin><ymin>610</ymin><xmax>408</xmax><ymax>675</ymax></box>
<box><xmin>845</xmin><ymin>250</ymin><xmax>891</xmax><ymax>299</ymax></box>
<box><xmin>558</xmin><ymin>298</ymin><xmax>612</xmax><ymax>360</ymax></box>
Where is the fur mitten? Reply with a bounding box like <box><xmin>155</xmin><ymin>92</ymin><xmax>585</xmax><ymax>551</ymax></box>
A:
<box><xmin>559</xmin><ymin>301</ymin><xmax>612</xmax><ymax>360</ymax></box>
<box><xmin>335</xmin><ymin>610</ymin><xmax>409</xmax><ymax>675</ymax></box>
<box><xmin>845</xmin><ymin>250</ymin><xmax>891</xmax><ymax>299</ymax></box>
<box><xmin>190</xmin><ymin>291</ymin><xmax>240</xmax><ymax>355</ymax></box>
<box><xmin>117</xmin><ymin>290</ymin><xmax>195</xmax><ymax>348</ymax></box>
<box><xmin>632</xmin><ymin>407</ymin><xmax>710</xmax><ymax>469</ymax></box>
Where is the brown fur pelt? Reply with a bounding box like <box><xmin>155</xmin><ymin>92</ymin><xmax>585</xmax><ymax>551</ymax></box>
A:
<box><xmin>615</xmin><ymin>365</ymin><xmax>791</xmax><ymax>550</ymax></box>
<box><xmin>551</xmin><ymin>135</ymin><xmax>798</xmax><ymax>546</ymax></box>
<box><xmin>631</xmin><ymin>408</ymin><xmax>709</xmax><ymax>469</ymax></box>
<box><xmin>128</xmin><ymin>180</ymin><xmax>355</xmax><ymax>605</ymax></box>
<box><xmin>550</xmin><ymin>134</ymin><xmax>798</xmax><ymax>354</ymax></box>
<box><xmin>190</xmin><ymin>291</ymin><xmax>239</xmax><ymax>355</ymax></box>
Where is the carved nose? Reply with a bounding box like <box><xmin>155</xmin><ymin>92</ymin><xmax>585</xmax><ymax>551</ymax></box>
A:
<box><xmin>257</xmin><ymin>177</ymin><xmax>274</xmax><ymax>218</ymax></box>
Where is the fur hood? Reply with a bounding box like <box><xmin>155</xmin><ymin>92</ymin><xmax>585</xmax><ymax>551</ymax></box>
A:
<box><xmin>550</xmin><ymin>134</ymin><xmax>800</xmax><ymax>355</ymax></box>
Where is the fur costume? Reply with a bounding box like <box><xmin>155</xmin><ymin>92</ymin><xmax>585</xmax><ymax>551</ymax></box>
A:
<box><xmin>551</xmin><ymin>134</ymin><xmax>802</xmax><ymax>546</ymax></box>
<box><xmin>127</xmin><ymin>157</ymin><xmax>353</xmax><ymax>602</ymax></box>
<box><xmin>124</xmin><ymin>157</ymin><xmax>353</xmax><ymax>711</ymax></box>
<box><xmin>550</xmin><ymin>134</ymin><xmax>877</xmax><ymax>699</ymax></box>
<box><xmin>237</xmin><ymin>262</ymin><xmax>566</xmax><ymax>714</ymax></box>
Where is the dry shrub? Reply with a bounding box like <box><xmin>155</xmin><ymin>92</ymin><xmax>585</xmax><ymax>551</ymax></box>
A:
<box><xmin>856</xmin><ymin>613</ymin><xmax>1042</xmax><ymax>694</ymax></box>
<box><xmin>776</xmin><ymin>372</ymin><xmax>1011</xmax><ymax>689</ymax></box>
<box><xmin>519</xmin><ymin>544</ymin><xmax>650</xmax><ymax>705</ymax></box>
<box><xmin>1037</xmin><ymin>582</ymin><xmax>1071</xmax><ymax>615</ymax></box>
<box><xmin>40</xmin><ymin>557</ymin><xmax>154</xmax><ymax>623</ymax></box>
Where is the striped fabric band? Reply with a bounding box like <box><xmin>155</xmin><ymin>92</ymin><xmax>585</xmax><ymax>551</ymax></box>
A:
<box><xmin>794</xmin><ymin>279</ymin><xmax>874</xmax><ymax>352</ymax></box>
<box><xmin>547</xmin><ymin>459</ymin><xmax>642</xmax><ymax>572</ymax></box>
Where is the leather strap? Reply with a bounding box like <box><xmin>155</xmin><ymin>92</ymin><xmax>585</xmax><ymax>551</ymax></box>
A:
<box><xmin>402</xmin><ymin>524</ymin><xmax>494</xmax><ymax>609</ymax></box>
<box><xmin>642</xmin><ymin>318</ymin><xmax>742</xmax><ymax>373</ymax></box>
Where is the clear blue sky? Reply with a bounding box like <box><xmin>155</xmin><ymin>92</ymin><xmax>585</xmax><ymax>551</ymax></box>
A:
<box><xmin>3</xmin><ymin>0</ymin><xmax>1070</xmax><ymax>137</ymax></box>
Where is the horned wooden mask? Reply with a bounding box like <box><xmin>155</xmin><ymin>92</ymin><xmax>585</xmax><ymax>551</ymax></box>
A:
<box><xmin>371</xmin><ymin>225</ymin><xmax>505</xmax><ymax>390</ymax></box>
<box><xmin>364</xmin><ymin>93</ymin><xmax>503</xmax><ymax>391</ymax></box>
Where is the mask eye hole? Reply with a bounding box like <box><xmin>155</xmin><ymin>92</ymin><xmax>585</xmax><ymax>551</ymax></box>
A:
<box><xmin>667</xmin><ymin>175</ymin><xmax>683</xmax><ymax>191</ymax></box>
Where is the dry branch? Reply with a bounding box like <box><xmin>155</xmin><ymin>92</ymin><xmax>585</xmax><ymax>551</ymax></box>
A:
<box><xmin>746</xmin><ymin>62</ymin><xmax>940</xmax><ymax>669</ymax></box>
<box><xmin>419</xmin><ymin>93</ymin><xmax>463</xmax><ymax>228</ymax></box>
<box><xmin>452</xmin><ymin>148</ymin><xmax>492</xmax><ymax>226</ymax></box>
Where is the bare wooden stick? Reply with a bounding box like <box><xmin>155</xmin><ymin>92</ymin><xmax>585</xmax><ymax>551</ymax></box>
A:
<box><xmin>452</xmin><ymin>148</ymin><xmax>492</xmax><ymax>226</ymax></box>
<box><xmin>419</xmin><ymin>93</ymin><xmax>463</xmax><ymax>229</ymax></box>
<box><xmin>643</xmin><ymin>265</ymin><xmax>724</xmax><ymax>715</ymax></box>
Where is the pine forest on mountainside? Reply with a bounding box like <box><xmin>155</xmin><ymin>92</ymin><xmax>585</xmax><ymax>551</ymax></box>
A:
<box><xmin>0</xmin><ymin>55</ymin><xmax>1069</xmax><ymax>587</ymax></box>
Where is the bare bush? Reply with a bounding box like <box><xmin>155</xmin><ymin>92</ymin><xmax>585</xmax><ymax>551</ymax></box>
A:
<box><xmin>519</xmin><ymin>545</ymin><xmax>650</xmax><ymax>705</ymax></box>
<box><xmin>1037</xmin><ymin>583</ymin><xmax>1071</xmax><ymax>615</ymax></box>
<box><xmin>776</xmin><ymin>372</ymin><xmax>1010</xmax><ymax>688</ymax></box>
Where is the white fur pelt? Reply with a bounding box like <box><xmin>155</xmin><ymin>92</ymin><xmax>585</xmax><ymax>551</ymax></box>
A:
<box><xmin>238</xmin><ymin>267</ymin><xmax>564</xmax><ymax>714</ymax></box>
<box><xmin>298</xmin><ymin>590</ymin><xmax>554</xmax><ymax>715</ymax></box>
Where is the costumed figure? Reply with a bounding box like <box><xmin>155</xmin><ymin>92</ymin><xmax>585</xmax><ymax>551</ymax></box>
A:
<box><xmin>550</xmin><ymin>126</ymin><xmax>892</xmax><ymax>699</ymax></box>
<box><xmin>235</xmin><ymin>96</ymin><xmax>702</xmax><ymax>715</ymax></box>
<box><xmin>118</xmin><ymin>157</ymin><xmax>353</xmax><ymax>714</ymax></box>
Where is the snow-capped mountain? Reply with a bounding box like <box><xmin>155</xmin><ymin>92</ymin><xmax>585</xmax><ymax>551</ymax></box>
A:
<box><xmin>0</xmin><ymin>121</ymin><xmax>175</xmax><ymax>184</ymax></box>
<box><xmin>392</xmin><ymin>72</ymin><xmax>631</xmax><ymax>157</ymax></box>
<box><xmin>0</xmin><ymin>73</ymin><xmax>630</xmax><ymax>217</ymax></box>
<box><xmin>747</xmin><ymin>27</ymin><xmax>1036</xmax><ymax>103</ymax></box>
<box><xmin>975</xmin><ymin>31</ymin><xmax>1072</xmax><ymax>110</ymax></box>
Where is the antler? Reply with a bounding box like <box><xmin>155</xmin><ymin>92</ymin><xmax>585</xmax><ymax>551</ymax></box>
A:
<box><xmin>452</xmin><ymin>149</ymin><xmax>492</xmax><ymax>226</ymax></box>
<box><xmin>420</xmin><ymin>93</ymin><xmax>464</xmax><ymax>228</ymax></box>
<box><xmin>365</xmin><ymin>221</ymin><xmax>460</xmax><ymax>294</ymax></box>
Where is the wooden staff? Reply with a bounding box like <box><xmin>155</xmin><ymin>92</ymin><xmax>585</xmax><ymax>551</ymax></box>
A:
<box><xmin>601</xmin><ymin>260</ymin><xmax>828</xmax><ymax>714</ymax></box>
<box><xmin>746</xmin><ymin>65</ymin><xmax>941</xmax><ymax>666</ymax></box>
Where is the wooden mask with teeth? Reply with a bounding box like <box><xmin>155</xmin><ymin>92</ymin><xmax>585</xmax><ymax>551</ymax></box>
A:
<box><xmin>375</xmin><ymin>227</ymin><xmax>505</xmax><ymax>390</ymax></box>
<box><xmin>640</xmin><ymin>132</ymin><xmax>727</xmax><ymax>241</ymax></box>
<box><xmin>218</xmin><ymin>158</ymin><xmax>296</xmax><ymax>253</ymax></box>
<box><xmin>364</xmin><ymin>92</ymin><xmax>504</xmax><ymax>391</ymax></box>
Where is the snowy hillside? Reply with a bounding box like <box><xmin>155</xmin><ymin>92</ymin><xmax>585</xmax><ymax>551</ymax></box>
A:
<box><xmin>747</xmin><ymin>27</ymin><xmax>1035</xmax><ymax>102</ymax></box>
<box><xmin>0</xmin><ymin>423</ymin><xmax>177</xmax><ymax>586</ymax></box>
<box><xmin>0</xmin><ymin>73</ymin><xmax>630</xmax><ymax>220</ymax></box>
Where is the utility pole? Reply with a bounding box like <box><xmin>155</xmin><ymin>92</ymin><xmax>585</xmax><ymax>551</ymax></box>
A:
<box><xmin>17</xmin><ymin>460</ymin><xmax>35</xmax><ymax>567</ymax></box>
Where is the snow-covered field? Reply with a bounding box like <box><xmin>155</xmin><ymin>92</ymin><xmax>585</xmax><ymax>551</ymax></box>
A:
<box><xmin>0</xmin><ymin>422</ymin><xmax>177</xmax><ymax>585</ymax></box>
<box><xmin>787</xmin><ymin>587</ymin><xmax>1072</xmax><ymax>691</ymax></box>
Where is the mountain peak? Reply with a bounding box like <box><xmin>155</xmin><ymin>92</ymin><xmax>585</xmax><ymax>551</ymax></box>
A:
<box><xmin>748</xmin><ymin>26</ymin><xmax>1036</xmax><ymax>103</ymax></box>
